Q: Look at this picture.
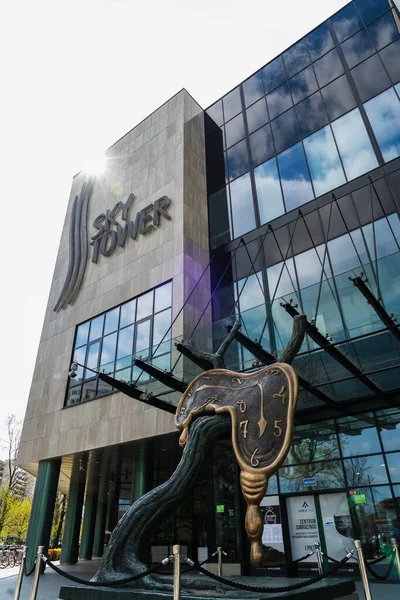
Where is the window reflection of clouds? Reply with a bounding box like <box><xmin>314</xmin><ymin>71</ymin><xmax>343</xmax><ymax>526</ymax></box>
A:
<box><xmin>289</xmin><ymin>66</ymin><xmax>318</xmax><ymax>104</ymax></box>
<box><xmin>351</xmin><ymin>54</ymin><xmax>391</xmax><ymax>101</ymax></box>
<box><xmin>237</xmin><ymin>273</ymin><xmax>264</xmax><ymax>312</ymax></box>
<box><xmin>75</xmin><ymin>322</ymin><xmax>89</xmax><ymax>348</ymax></box>
<box><xmin>206</xmin><ymin>100</ymin><xmax>224</xmax><ymax>127</ymax></box>
<box><xmin>229</xmin><ymin>172</ymin><xmax>256</xmax><ymax>238</ymax></box>
<box><xmin>303</xmin><ymin>125</ymin><xmax>346</xmax><ymax>197</ymax></box>
<box><xmin>261</xmin><ymin>56</ymin><xmax>286</xmax><ymax>94</ymax></box>
<box><xmin>379</xmin><ymin>38</ymin><xmax>400</xmax><ymax>84</ymax></box>
<box><xmin>368</xmin><ymin>10</ymin><xmax>399</xmax><ymax>50</ymax></box>
<box><xmin>89</xmin><ymin>315</ymin><xmax>104</xmax><ymax>341</ymax></box>
<box><xmin>267</xmin><ymin>82</ymin><xmax>292</xmax><ymax>119</ymax></box>
<box><xmin>283</xmin><ymin>39</ymin><xmax>310</xmax><ymax>78</ymax></box>
<box><xmin>295</xmin><ymin>245</ymin><xmax>332</xmax><ymax>288</ymax></box>
<box><xmin>267</xmin><ymin>257</ymin><xmax>297</xmax><ymax>297</ymax></box>
<box><xmin>243</xmin><ymin>71</ymin><xmax>264</xmax><ymax>107</ymax></box>
<box><xmin>100</xmin><ymin>332</ymin><xmax>117</xmax><ymax>366</ymax></box>
<box><xmin>321</xmin><ymin>75</ymin><xmax>357</xmax><ymax>121</ymax></box>
<box><xmin>295</xmin><ymin>91</ymin><xmax>328</xmax><ymax>137</ymax></box>
<box><xmin>137</xmin><ymin>290</ymin><xmax>153</xmax><ymax>320</ymax></box>
<box><xmin>136</xmin><ymin>320</ymin><xmax>151</xmax><ymax>353</ymax></box>
<box><xmin>313</xmin><ymin>48</ymin><xmax>344</xmax><ymax>87</ymax></box>
<box><xmin>155</xmin><ymin>282</ymin><xmax>172</xmax><ymax>313</ymax></box>
<box><xmin>271</xmin><ymin>108</ymin><xmax>300</xmax><ymax>154</ymax></box>
<box><xmin>225</xmin><ymin>113</ymin><xmax>245</xmax><ymax>148</ymax></box>
<box><xmin>254</xmin><ymin>158</ymin><xmax>285</xmax><ymax>224</ymax></box>
<box><xmin>250</xmin><ymin>123</ymin><xmax>274</xmax><ymax>167</ymax></box>
<box><xmin>328</xmin><ymin>232</ymin><xmax>369</xmax><ymax>275</ymax></box>
<box><xmin>120</xmin><ymin>299</ymin><xmax>136</xmax><ymax>328</ymax></box>
<box><xmin>226</xmin><ymin>140</ymin><xmax>249</xmax><ymax>181</ymax></box>
<box><xmin>153</xmin><ymin>309</ymin><xmax>172</xmax><ymax>345</ymax></box>
<box><xmin>331</xmin><ymin>3</ymin><xmax>363</xmax><ymax>42</ymax></box>
<box><xmin>306</xmin><ymin>23</ymin><xmax>334</xmax><ymax>60</ymax></box>
<box><xmin>223</xmin><ymin>87</ymin><xmax>242</xmax><ymax>122</ymax></box>
<box><xmin>364</xmin><ymin>87</ymin><xmax>400</xmax><ymax>162</ymax></box>
<box><xmin>277</xmin><ymin>142</ymin><xmax>314</xmax><ymax>212</ymax></box>
<box><xmin>354</xmin><ymin>0</ymin><xmax>391</xmax><ymax>25</ymax></box>
<box><xmin>247</xmin><ymin>98</ymin><xmax>269</xmax><ymax>133</ymax></box>
<box><xmin>341</xmin><ymin>29</ymin><xmax>375</xmax><ymax>68</ymax></box>
<box><xmin>117</xmin><ymin>325</ymin><xmax>134</xmax><ymax>359</ymax></box>
<box><xmin>364</xmin><ymin>214</ymin><xmax>400</xmax><ymax>259</ymax></box>
<box><xmin>331</xmin><ymin>108</ymin><xmax>378</xmax><ymax>180</ymax></box>
<box><xmin>104</xmin><ymin>307</ymin><xmax>119</xmax><ymax>335</ymax></box>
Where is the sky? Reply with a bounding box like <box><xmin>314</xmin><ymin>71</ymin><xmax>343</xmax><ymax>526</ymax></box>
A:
<box><xmin>0</xmin><ymin>0</ymin><xmax>349</xmax><ymax>458</ymax></box>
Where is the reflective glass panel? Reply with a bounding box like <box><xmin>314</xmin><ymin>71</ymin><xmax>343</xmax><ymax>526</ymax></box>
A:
<box><xmin>271</xmin><ymin>108</ymin><xmax>300</xmax><ymax>154</ymax></box>
<box><xmin>351</xmin><ymin>54</ymin><xmax>391</xmax><ymax>101</ymax></box>
<box><xmin>243</xmin><ymin>71</ymin><xmax>264</xmax><ymax>107</ymax></box>
<box><xmin>81</xmin><ymin>380</ymin><xmax>97</xmax><ymax>402</ymax></box>
<box><xmin>137</xmin><ymin>290</ymin><xmax>153</xmax><ymax>320</ymax></box>
<box><xmin>75</xmin><ymin>322</ymin><xmax>89</xmax><ymax>347</ymax></box>
<box><xmin>229</xmin><ymin>172</ymin><xmax>256</xmax><ymax>238</ymax></box>
<box><xmin>206</xmin><ymin>101</ymin><xmax>224</xmax><ymax>127</ymax></box>
<box><xmin>368</xmin><ymin>9</ymin><xmax>399</xmax><ymax>50</ymax></box>
<box><xmin>295</xmin><ymin>244</ymin><xmax>332</xmax><ymax>288</ymax></box>
<box><xmin>254</xmin><ymin>158</ymin><xmax>285</xmax><ymax>224</ymax></box>
<box><xmin>341</xmin><ymin>29</ymin><xmax>375</xmax><ymax>68</ymax></box>
<box><xmin>208</xmin><ymin>187</ymin><xmax>232</xmax><ymax>249</ymax></box>
<box><xmin>249</xmin><ymin>123</ymin><xmax>275</xmax><ymax>167</ymax></box>
<box><xmin>321</xmin><ymin>74</ymin><xmax>357</xmax><ymax>121</ymax></box>
<box><xmin>237</xmin><ymin>273</ymin><xmax>265</xmax><ymax>311</ymax></box>
<box><xmin>364</xmin><ymin>87</ymin><xmax>400</xmax><ymax>162</ymax></box>
<box><xmin>100</xmin><ymin>332</ymin><xmax>117</xmax><ymax>367</ymax></box>
<box><xmin>313</xmin><ymin>49</ymin><xmax>344</xmax><ymax>87</ymax></box>
<box><xmin>363</xmin><ymin>213</ymin><xmax>400</xmax><ymax>258</ymax></box>
<box><xmin>136</xmin><ymin>319</ymin><xmax>151</xmax><ymax>354</ymax></box>
<box><xmin>267</xmin><ymin>82</ymin><xmax>292</xmax><ymax>120</ymax></box>
<box><xmin>66</xmin><ymin>384</ymin><xmax>81</xmax><ymax>406</ymax></box>
<box><xmin>279</xmin><ymin>460</ymin><xmax>345</xmax><ymax>492</ymax></box>
<box><xmin>303</xmin><ymin>125</ymin><xmax>346</xmax><ymax>197</ymax></box>
<box><xmin>285</xmin><ymin>421</ymin><xmax>339</xmax><ymax>465</ymax></box>
<box><xmin>89</xmin><ymin>315</ymin><xmax>104</xmax><ymax>341</ymax></box>
<box><xmin>283</xmin><ymin>39</ymin><xmax>310</xmax><ymax>78</ymax></box>
<box><xmin>154</xmin><ymin>282</ymin><xmax>172</xmax><ymax>313</ymax></box>
<box><xmin>120</xmin><ymin>299</ymin><xmax>136</xmax><ymax>328</ymax></box>
<box><xmin>277</xmin><ymin>142</ymin><xmax>314</xmax><ymax>211</ymax></box>
<box><xmin>246</xmin><ymin>97</ymin><xmax>269</xmax><ymax>133</ymax></box>
<box><xmin>153</xmin><ymin>308</ymin><xmax>171</xmax><ymax>345</ymax></box>
<box><xmin>104</xmin><ymin>307</ymin><xmax>119</xmax><ymax>335</ymax></box>
<box><xmin>343</xmin><ymin>454</ymin><xmax>389</xmax><ymax>486</ymax></box>
<box><xmin>331</xmin><ymin>3</ymin><xmax>363</xmax><ymax>42</ymax></box>
<box><xmin>117</xmin><ymin>325</ymin><xmax>134</xmax><ymax>359</ymax></box>
<box><xmin>306</xmin><ymin>23</ymin><xmax>334</xmax><ymax>60</ymax></box>
<box><xmin>328</xmin><ymin>231</ymin><xmax>369</xmax><ymax>275</ymax></box>
<box><xmin>386</xmin><ymin>453</ymin><xmax>400</xmax><ymax>482</ymax></box>
<box><xmin>354</xmin><ymin>0</ymin><xmax>391</xmax><ymax>24</ymax></box>
<box><xmin>223</xmin><ymin>87</ymin><xmax>242</xmax><ymax>122</ymax></box>
<box><xmin>86</xmin><ymin>341</ymin><xmax>100</xmax><ymax>370</ymax></box>
<box><xmin>377</xmin><ymin>409</ymin><xmax>400</xmax><ymax>451</ymax></box>
<box><xmin>289</xmin><ymin>66</ymin><xmax>318</xmax><ymax>104</ymax></box>
<box><xmin>295</xmin><ymin>91</ymin><xmax>329</xmax><ymax>137</ymax></box>
<box><xmin>226</xmin><ymin>140</ymin><xmax>249</xmax><ymax>181</ymax></box>
<box><xmin>338</xmin><ymin>416</ymin><xmax>381</xmax><ymax>457</ymax></box>
<box><xmin>261</xmin><ymin>56</ymin><xmax>286</xmax><ymax>94</ymax></box>
<box><xmin>331</xmin><ymin>108</ymin><xmax>379</xmax><ymax>180</ymax></box>
<box><xmin>267</xmin><ymin>258</ymin><xmax>297</xmax><ymax>297</ymax></box>
<box><xmin>379</xmin><ymin>38</ymin><xmax>400</xmax><ymax>84</ymax></box>
<box><xmin>225</xmin><ymin>113</ymin><xmax>245</xmax><ymax>148</ymax></box>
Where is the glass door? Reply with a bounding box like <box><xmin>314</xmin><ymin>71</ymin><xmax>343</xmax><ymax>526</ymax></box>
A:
<box><xmin>286</xmin><ymin>495</ymin><xmax>320</xmax><ymax>562</ymax></box>
<box><xmin>319</xmin><ymin>492</ymin><xmax>354</xmax><ymax>560</ymax></box>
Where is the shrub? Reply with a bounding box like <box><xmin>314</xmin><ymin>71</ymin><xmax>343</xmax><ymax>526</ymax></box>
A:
<box><xmin>47</xmin><ymin>548</ymin><xmax>61</xmax><ymax>561</ymax></box>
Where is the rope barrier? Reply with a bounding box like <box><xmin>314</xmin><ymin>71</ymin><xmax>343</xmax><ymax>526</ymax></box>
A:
<box><xmin>365</xmin><ymin>553</ymin><xmax>390</xmax><ymax>566</ymax></box>
<box><xmin>242</xmin><ymin>550</ymin><xmax>315</xmax><ymax>570</ymax></box>
<box><xmin>364</xmin><ymin>550</ymin><xmax>396</xmax><ymax>581</ymax></box>
<box><xmin>23</xmin><ymin>559</ymin><xmax>37</xmax><ymax>578</ymax></box>
<box><xmin>323</xmin><ymin>553</ymin><xmax>340</xmax><ymax>565</ymax></box>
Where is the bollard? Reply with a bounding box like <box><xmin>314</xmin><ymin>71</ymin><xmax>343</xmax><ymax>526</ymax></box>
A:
<box><xmin>391</xmin><ymin>538</ymin><xmax>400</xmax><ymax>579</ymax></box>
<box><xmin>354</xmin><ymin>540</ymin><xmax>372</xmax><ymax>600</ymax></box>
<box><xmin>13</xmin><ymin>546</ymin><xmax>27</xmax><ymax>600</ymax></box>
<box><xmin>29</xmin><ymin>546</ymin><xmax>44</xmax><ymax>600</ymax></box>
<box><xmin>173</xmin><ymin>544</ymin><xmax>181</xmax><ymax>600</ymax></box>
<box><xmin>216</xmin><ymin>546</ymin><xmax>227</xmax><ymax>577</ymax></box>
<box><xmin>314</xmin><ymin>541</ymin><xmax>324</xmax><ymax>576</ymax></box>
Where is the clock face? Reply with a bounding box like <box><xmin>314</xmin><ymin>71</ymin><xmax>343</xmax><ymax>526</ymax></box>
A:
<box><xmin>176</xmin><ymin>363</ymin><xmax>298</xmax><ymax>474</ymax></box>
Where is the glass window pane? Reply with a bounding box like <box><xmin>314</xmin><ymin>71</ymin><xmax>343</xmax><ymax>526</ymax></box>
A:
<box><xmin>155</xmin><ymin>282</ymin><xmax>172</xmax><ymax>312</ymax></box>
<box><xmin>267</xmin><ymin>82</ymin><xmax>292</xmax><ymax>120</ymax></box>
<box><xmin>364</xmin><ymin>87</ymin><xmax>400</xmax><ymax>162</ymax></box>
<box><xmin>89</xmin><ymin>315</ymin><xmax>104</xmax><ymax>342</ymax></box>
<box><xmin>331</xmin><ymin>108</ymin><xmax>379</xmax><ymax>180</ymax></box>
<box><xmin>246</xmin><ymin>97</ymin><xmax>269</xmax><ymax>133</ymax></box>
<box><xmin>338</xmin><ymin>416</ymin><xmax>381</xmax><ymax>457</ymax></box>
<box><xmin>386</xmin><ymin>452</ymin><xmax>400</xmax><ymax>482</ymax></box>
<box><xmin>243</xmin><ymin>71</ymin><xmax>264</xmax><ymax>107</ymax></box>
<box><xmin>153</xmin><ymin>308</ymin><xmax>172</xmax><ymax>346</ymax></box>
<box><xmin>225</xmin><ymin>113</ymin><xmax>245</xmax><ymax>148</ymax></box>
<box><xmin>137</xmin><ymin>290</ymin><xmax>153</xmax><ymax>320</ymax></box>
<box><xmin>226</xmin><ymin>140</ymin><xmax>249</xmax><ymax>181</ymax></box>
<box><xmin>66</xmin><ymin>384</ymin><xmax>81</xmax><ymax>406</ymax></box>
<box><xmin>237</xmin><ymin>273</ymin><xmax>265</xmax><ymax>311</ymax></box>
<box><xmin>75</xmin><ymin>322</ymin><xmax>89</xmax><ymax>348</ymax></box>
<box><xmin>363</xmin><ymin>214</ymin><xmax>400</xmax><ymax>258</ymax></box>
<box><xmin>354</xmin><ymin>0</ymin><xmax>391</xmax><ymax>24</ymax></box>
<box><xmin>368</xmin><ymin>9</ymin><xmax>399</xmax><ymax>50</ymax></box>
<box><xmin>289</xmin><ymin>66</ymin><xmax>318</xmax><ymax>104</ymax></box>
<box><xmin>295</xmin><ymin>91</ymin><xmax>329</xmax><ymax>137</ymax></box>
<box><xmin>279</xmin><ymin>460</ymin><xmax>345</xmax><ymax>492</ymax></box>
<box><xmin>283</xmin><ymin>39</ymin><xmax>310</xmax><ymax>78</ymax></box>
<box><xmin>277</xmin><ymin>142</ymin><xmax>314</xmax><ymax>211</ymax></box>
<box><xmin>136</xmin><ymin>319</ymin><xmax>151</xmax><ymax>354</ymax></box>
<box><xmin>314</xmin><ymin>48</ymin><xmax>344</xmax><ymax>87</ymax></box>
<box><xmin>249</xmin><ymin>124</ymin><xmax>274</xmax><ymax>167</ymax></box>
<box><xmin>271</xmin><ymin>108</ymin><xmax>300</xmax><ymax>154</ymax></box>
<box><xmin>223</xmin><ymin>87</ymin><xmax>242</xmax><ymax>122</ymax></box>
<box><xmin>267</xmin><ymin>257</ymin><xmax>297</xmax><ymax>297</ymax></box>
<box><xmin>254</xmin><ymin>158</ymin><xmax>285</xmax><ymax>224</ymax></box>
<box><xmin>152</xmin><ymin>353</ymin><xmax>171</xmax><ymax>372</ymax></box>
<box><xmin>117</xmin><ymin>325</ymin><xmax>134</xmax><ymax>359</ymax></box>
<box><xmin>344</xmin><ymin>454</ymin><xmax>389</xmax><ymax>486</ymax></box>
<box><xmin>331</xmin><ymin>3</ymin><xmax>363</xmax><ymax>43</ymax></box>
<box><xmin>100</xmin><ymin>332</ymin><xmax>117</xmax><ymax>367</ymax></box>
<box><xmin>72</xmin><ymin>346</ymin><xmax>86</xmax><ymax>380</ymax></box>
<box><xmin>377</xmin><ymin>409</ymin><xmax>400</xmax><ymax>451</ymax></box>
<box><xmin>261</xmin><ymin>56</ymin><xmax>286</xmax><ymax>94</ymax></box>
<box><xmin>286</xmin><ymin>421</ymin><xmax>339</xmax><ymax>465</ymax></box>
<box><xmin>86</xmin><ymin>341</ymin><xmax>100</xmax><ymax>370</ymax></box>
<box><xmin>81</xmin><ymin>380</ymin><xmax>97</xmax><ymax>402</ymax></box>
<box><xmin>341</xmin><ymin>29</ymin><xmax>375</xmax><ymax>68</ymax></box>
<box><xmin>229</xmin><ymin>173</ymin><xmax>256</xmax><ymax>238</ymax></box>
<box><xmin>206</xmin><ymin>101</ymin><xmax>223</xmax><ymax>127</ymax></box>
<box><xmin>306</xmin><ymin>23</ymin><xmax>334</xmax><ymax>60</ymax></box>
<box><xmin>379</xmin><ymin>38</ymin><xmax>400</xmax><ymax>84</ymax></box>
<box><xmin>321</xmin><ymin>75</ymin><xmax>357</xmax><ymax>121</ymax></box>
<box><xmin>104</xmin><ymin>307</ymin><xmax>119</xmax><ymax>335</ymax></box>
<box><xmin>303</xmin><ymin>125</ymin><xmax>346</xmax><ymax>197</ymax></box>
<box><xmin>295</xmin><ymin>245</ymin><xmax>332</xmax><ymax>288</ymax></box>
<box><xmin>351</xmin><ymin>54</ymin><xmax>391</xmax><ymax>101</ymax></box>
<box><xmin>208</xmin><ymin>187</ymin><xmax>232</xmax><ymax>249</ymax></box>
<box><xmin>115</xmin><ymin>367</ymin><xmax>132</xmax><ymax>383</ymax></box>
<box><xmin>328</xmin><ymin>231</ymin><xmax>369</xmax><ymax>275</ymax></box>
<box><xmin>120</xmin><ymin>299</ymin><xmax>136</xmax><ymax>328</ymax></box>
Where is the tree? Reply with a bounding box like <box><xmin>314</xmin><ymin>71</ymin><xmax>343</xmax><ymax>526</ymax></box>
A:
<box><xmin>0</xmin><ymin>496</ymin><xmax>31</xmax><ymax>541</ymax></box>
<box><xmin>51</xmin><ymin>494</ymin><xmax>67</xmax><ymax>548</ymax></box>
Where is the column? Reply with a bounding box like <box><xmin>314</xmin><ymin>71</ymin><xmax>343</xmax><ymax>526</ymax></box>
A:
<box><xmin>79</xmin><ymin>452</ymin><xmax>101</xmax><ymax>560</ymax></box>
<box><xmin>105</xmin><ymin>448</ymin><xmax>122</xmax><ymax>534</ymax></box>
<box><xmin>60</xmin><ymin>455</ymin><xmax>87</xmax><ymax>564</ymax></box>
<box><xmin>93</xmin><ymin>453</ymin><xmax>110</xmax><ymax>557</ymax></box>
<box><xmin>131</xmin><ymin>440</ymin><xmax>146</xmax><ymax>503</ymax></box>
<box><xmin>25</xmin><ymin>459</ymin><xmax>61</xmax><ymax>572</ymax></box>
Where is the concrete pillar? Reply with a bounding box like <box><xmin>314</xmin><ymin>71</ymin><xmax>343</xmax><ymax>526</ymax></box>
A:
<box><xmin>105</xmin><ymin>449</ymin><xmax>122</xmax><ymax>534</ymax></box>
<box><xmin>93</xmin><ymin>453</ymin><xmax>110</xmax><ymax>557</ymax></box>
<box><xmin>79</xmin><ymin>452</ymin><xmax>101</xmax><ymax>560</ymax></box>
<box><xmin>60</xmin><ymin>455</ymin><xmax>87</xmax><ymax>564</ymax></box>
<box><xmin>131</xmin><ymin>441</ymin><xmax>147</xmax><ymax>503</ymax></box>
<box><xmin>25</xmin><ymin>459</ymin><xmax>61</xmax><ymax>572</ymax></box>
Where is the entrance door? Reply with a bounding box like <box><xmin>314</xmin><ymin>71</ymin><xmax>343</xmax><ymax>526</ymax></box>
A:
<box><xmin>287</xmin><ymin>495</ymin><xmax>320</xmax><ymax>562</ymax></box>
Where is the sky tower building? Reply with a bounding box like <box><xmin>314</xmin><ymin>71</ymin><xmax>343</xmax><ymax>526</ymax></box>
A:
<box><xmin>19</xmin><ymin>0</ymin><xmax>400</xmax><ymax>578</ymax></box>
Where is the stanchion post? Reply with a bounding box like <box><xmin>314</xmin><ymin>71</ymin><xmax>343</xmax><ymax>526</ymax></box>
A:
<box><xmin>173</xmin><ymin>544</ymin><xmax>181</xmax><ymax>600</ymax></box>
<box><xmin>314</xmin><ymin>542</ymin><xmax>324</xmax><ymax>575</ymax></box>
<box><xmin>29</xmin><ymin>546</ymin><xmax>44</xmax><ymax>600</ymax></box>
<box><xmin>391</xmin><ymin>538</ymin><xmax>400</xmax><ymax>579</ymax></box>
<box><xmin>13</xmin><ymin>546</ymin><xmax>27</xmax><ymax>600</ymax></box>
<box><xmin>354</xmin><ymin>540</ymin><xmax>372</xmax><ymax>600</ymax></box>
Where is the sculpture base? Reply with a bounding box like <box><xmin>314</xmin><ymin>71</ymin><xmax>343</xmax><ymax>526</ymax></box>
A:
<box><xmin>59</xmin><ymin>577</ymin><xmax>358</xmax><ymax>600</ymax></box>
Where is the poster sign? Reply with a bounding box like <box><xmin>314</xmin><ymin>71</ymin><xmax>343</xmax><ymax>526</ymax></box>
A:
<box><xmin>216</xmin><ymin>505</ymin><xmax>225</xmax><ymax>513</ymax></box>
<box><xmin>303</xmin><ymin>477</ymin><xmax>317</xmax><ymax>487</ymax></box>
<box><xmin>287</xmin><ymin>496</ymin><xmax>319</xmax><ymax>562</ymax></box>
<box><xmin>261</xmin><ymin>496</ymin><xmax>285</xmax><ymax>561</ymax></box>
